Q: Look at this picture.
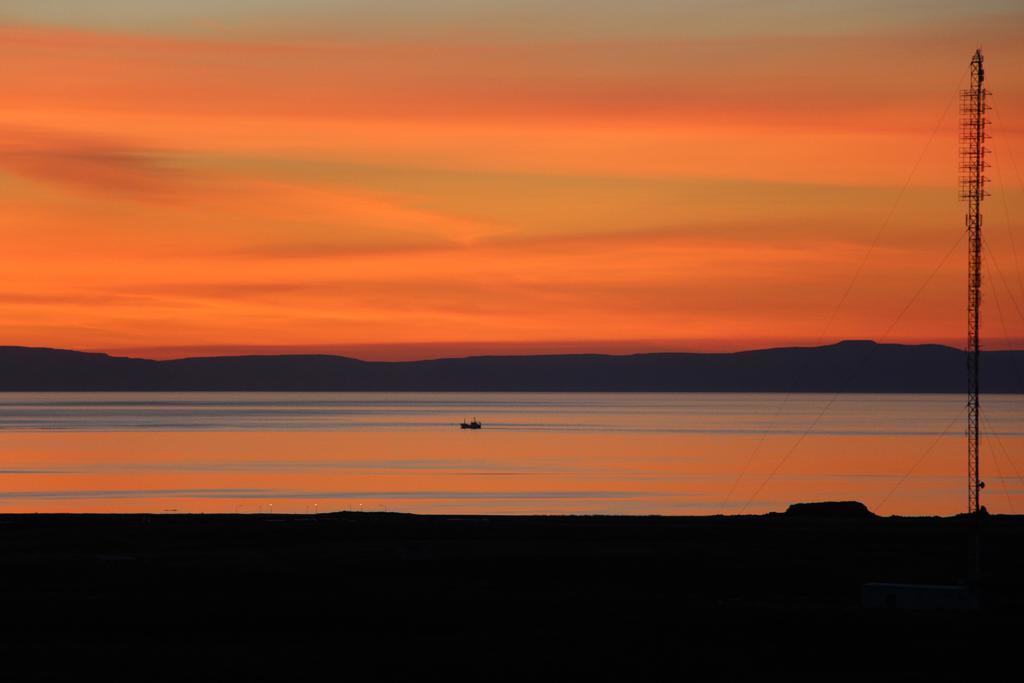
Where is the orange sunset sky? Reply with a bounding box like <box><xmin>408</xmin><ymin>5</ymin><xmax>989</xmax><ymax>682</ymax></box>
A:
<box><xmin>1</xmin><ymin>2</ymin><xmax>1023</xmax><ymax>360</ymax></box>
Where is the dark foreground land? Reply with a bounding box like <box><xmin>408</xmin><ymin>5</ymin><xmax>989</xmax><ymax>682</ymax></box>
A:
<box><xmin>1</xmin><ymin>511</ymin><xmax>1022</xmax><ymax>680</ymax></box>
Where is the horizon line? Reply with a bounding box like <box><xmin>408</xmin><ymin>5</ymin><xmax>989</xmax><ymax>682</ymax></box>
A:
<box><xmin>13</xmin><ymin>337</ymin><xmax>1024</xmax><ymax>363</ymax></box>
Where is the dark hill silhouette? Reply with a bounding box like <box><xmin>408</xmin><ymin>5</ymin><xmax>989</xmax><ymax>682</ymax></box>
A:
<box><xmin>0</xmin><ymin>340</ymin><xmax>1021</xmax><ymax>392</ymax></box>
<box><xmin>784</xmin><ymin>501</ymin><xmax>875</xmax><ymax>517</ymax></box>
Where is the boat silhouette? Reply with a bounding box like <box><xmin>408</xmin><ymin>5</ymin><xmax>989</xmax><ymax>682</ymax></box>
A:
<box><xmin>460</xmin><ymin>417</ymin><xmax>482</xmax><ymax>430</ymax></box>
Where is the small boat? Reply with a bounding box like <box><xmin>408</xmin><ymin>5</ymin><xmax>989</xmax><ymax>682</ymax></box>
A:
<box><xmin>460</xmin><ymin>417</ymin><xmax>482</xmax><ymax>430</ymax></box>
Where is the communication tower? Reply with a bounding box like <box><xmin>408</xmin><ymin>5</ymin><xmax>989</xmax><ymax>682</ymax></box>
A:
<box><xmin>959</xmin><ymin>49</ymin><xmax>989</xmax><ymax>517</ymax></box>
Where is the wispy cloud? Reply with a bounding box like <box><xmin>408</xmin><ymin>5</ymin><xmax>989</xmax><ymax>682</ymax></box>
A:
<box><xmin>0</xmin><ymin>128</ymin><xmax>184</xmax><ymax>200</ymax></box>
<box><xmin>0</xmin><ymin>488</ymin><xmax>675</xmax><ymax>501</ymax></box>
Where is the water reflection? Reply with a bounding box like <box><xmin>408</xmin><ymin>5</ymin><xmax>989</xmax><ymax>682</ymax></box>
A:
<box><xmin>0</xmin><ymin>392</ymin><xmax>1020</xmax><ymax>515</ymax></box>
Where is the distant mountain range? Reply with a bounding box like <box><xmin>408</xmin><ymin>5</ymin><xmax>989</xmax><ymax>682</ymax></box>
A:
<box><xmin>0</xmin><ymin>341</ymin><xmax>1021</xmax><ymax>392</ymax></box>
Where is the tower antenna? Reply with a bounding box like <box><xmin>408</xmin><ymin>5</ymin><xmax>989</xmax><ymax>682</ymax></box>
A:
<box><xmin>959</xmin><ymin>48</ymin><xmax>989</xmax><ymax>583</ymax></box>
<box><xmin>861</xmin><ymin>50</ymin><xmax>991</xmax><ymax>609</ymax></box>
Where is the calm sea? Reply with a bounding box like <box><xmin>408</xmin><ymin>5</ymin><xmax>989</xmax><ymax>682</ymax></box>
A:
<box><xmin>0</xmin><ymin>392</ymin><xmax>1020</xmax><ymax>516</ymax></box>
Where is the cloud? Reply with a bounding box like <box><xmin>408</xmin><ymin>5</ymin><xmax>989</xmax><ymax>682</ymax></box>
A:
<box><xmin>0</xmin><ymin>488</ymin><xmax>673</xmax><ymax>500</ymax></box>
<box><xmin>0</xmin><ymin>128</ymin><xmax>182</xmax><ymax>200</ymax></box>
<box><xmin>4</xmin><ymin>20</ymin><xmax>1023</xmax><ymax>128</ymax></box>
<box><xmin>225</xmin><ymin>240</ymin><xmax>451</xmax><ymax>259</ymax></box>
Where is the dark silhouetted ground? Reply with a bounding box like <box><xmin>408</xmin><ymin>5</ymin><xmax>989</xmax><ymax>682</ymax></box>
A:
<box><xmin>0</xmin><ymin>511</ymin><xmax>1020</xmax><ymax>679</ymax></box>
